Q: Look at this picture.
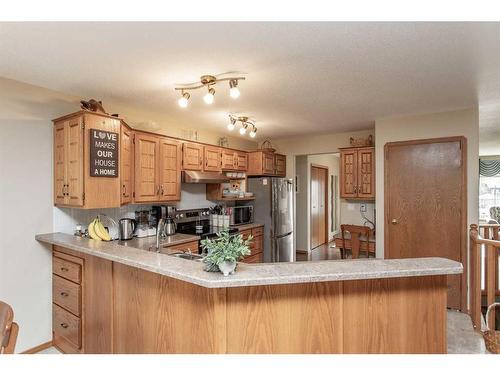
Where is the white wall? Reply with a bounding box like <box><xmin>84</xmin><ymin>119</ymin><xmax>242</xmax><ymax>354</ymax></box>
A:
<box><xmin>374</xmin><ymin>108</ymin><xmax>479</xmax><ymax>258</ymax></box>
<box><xmin>0</xmin><ymin>76</ymin><xmax>257</xmax><ymax>352</ymax></box>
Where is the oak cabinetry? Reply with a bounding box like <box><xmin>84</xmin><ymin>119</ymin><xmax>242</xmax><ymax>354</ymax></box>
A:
<box><xmin>240</xmin><ymin>225</ymin><xmax>264</xmax><ymax>263</ymax></box>
<box><xmin>221</xmin><ymin>149</ymin><xmax>248</xmax><ymax>172</ymax></box>
<box><xmin>203</xmin><ymin>145</ymin><xmax>222</xmax><ymax>172</ymax></box>
<box><xmin>53</xmin><ymin>111</ymin><xmax>121</xmax><ymax>209</ymax></box>
<box><xmin>235</xmin><ymin>151</ymin><xmax>248</xmax><ymax>171</ymax></box>
<box><xmin>120</xmin><ymin>122</ymin><xmax>133</xmax><ymax>205</ymax></box>
<box><xmin>162</xmin><ymin>240</ymin><xmax>199</xmax><ymax>253</ymax></box>
<box><xmin>247</xmin><ymin>151</ymin><xmax>286</xmax><ymax>176</ymax></box>
<box><xmin>340</xmin><ymin>146</ymin><xmax>375</xmax><ymax>200</ymax></box>
<box><xmin>182</xmin><ymin>142</ymin><xmax>204</xmax><ymax>171</ymax></box>
<box><xmin>134</xmin><ymin>133</ymin><xmax>182</xmax><ymax>203</ymax></box>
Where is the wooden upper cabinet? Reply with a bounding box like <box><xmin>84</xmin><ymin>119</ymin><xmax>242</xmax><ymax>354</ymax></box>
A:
<box><xmin>158</xmin><ymin>138</ymin><xmax>181</xmax><ymax>201</ymax></box>
<box><xmin>274</xmin><ymin>154</ymin><xmax>286</xmax><ymax>177</ymax></box>
<box><xmin>134</xmin><ymin>133</ymin><xmax>160</xmax><ymax>202</ymax></box>
<box><xmin>221</xmin><ymin>149</ymin><xmax>236</xmax><ymax>170</ymax></box>
<box><xmin>182</xmin><ymin>142</ymin><xmax>203</xmax><ymax>171</ymax></box>
<box><xmin>203</xmin><ymin>145</ymin><xmax>222</xmax><ymax>172</ymax></box>
<box><xmin>53</xmin><ymin>112</ymin><xmax>121</xmax><ymax>209</ymax></box>
<box><xmin>235</xmin><ymin>152</ymin><xmax>248</xmax><ymax>172</ymax></box>
<box><xmin>120</xmin><ymin>123</ymin><xmax>133</xmax><ymax>205</ymax></box>
<box><xmin>340</xmin><ymin>146</ymin><xmax>375</xmax><ymax>200</ymax></box>
<box><xmin>247</xmin><ymin>151</ymin><xmax>284</xmax><ymax>176</ymax></box>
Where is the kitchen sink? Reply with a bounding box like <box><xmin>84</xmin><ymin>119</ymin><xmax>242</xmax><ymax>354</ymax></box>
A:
<box><xmin>168</xmin><ymin>252</ymin><xmax>204</xmax><ymax>261</ymax></box>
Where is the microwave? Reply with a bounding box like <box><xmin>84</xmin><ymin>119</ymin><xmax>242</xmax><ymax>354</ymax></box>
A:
<box><xmin>230</xmin><ymin>206</ymin><xmax>254</xmax><ymax>226</ymax></box>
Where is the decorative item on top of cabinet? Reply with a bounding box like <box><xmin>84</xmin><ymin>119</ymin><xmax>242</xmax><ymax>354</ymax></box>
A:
<box><xmin>203</xmin><ymin>145</ymin><xmax>222</xmax><ymax>172</ymax></box>
<box><xmin>53</xmin><ymin>111</ymin><xmax>121</xmax><ymax>209</ymax></box>
<box><xmin>120</xmin><ymin>122</ymin><xmax>133</xmax><ymax>205</ymax></box>
<box><xmin>182</xmin><ymin>142</ymin><xmax>204</xmax><ymax>171</ymax></box>
<box><xmin>134</xmin><ymin>132</ymin><xmax>182</xmax><ymax>203</ymax></box>
<box><xmin>339</xmin><ymin>146</ymin><xmax>375</xmax><ymax>200</ymax></box>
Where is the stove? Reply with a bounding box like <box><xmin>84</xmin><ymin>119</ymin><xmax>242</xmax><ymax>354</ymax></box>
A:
<box><xmin>174</xmin><ymin>208</ymin><xmax>238</xmax><ymax>253</ymax></box>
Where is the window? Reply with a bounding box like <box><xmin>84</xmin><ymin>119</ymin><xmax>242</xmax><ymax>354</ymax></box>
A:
<box><xmin>479</xmin><ymin>175</ymin><xmax>500</xmax><ymax>222</ymax></box>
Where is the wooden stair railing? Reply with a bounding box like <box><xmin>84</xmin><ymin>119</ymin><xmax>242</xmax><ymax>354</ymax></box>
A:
<box><xmin>469</xmin><ymin>224</ymin><xmax>500</xmax><ymax>331</ymax></box>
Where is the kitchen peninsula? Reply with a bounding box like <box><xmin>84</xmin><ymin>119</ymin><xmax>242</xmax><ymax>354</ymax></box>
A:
<box><xmin>36</xmin><ymin>232</ymin><xmax>462</xmax><ymax>354</ymax></box>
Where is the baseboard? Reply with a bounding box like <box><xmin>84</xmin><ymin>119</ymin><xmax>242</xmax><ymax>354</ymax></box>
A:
<box><xmin>21</xmin><ymin>340</ymin><xmax>53</xmax><ymax>354</ymax></box>
<box><xmin>296</xmin><ymin>249</ymin><xmax>309</xmax><ymax>254</ymax></box>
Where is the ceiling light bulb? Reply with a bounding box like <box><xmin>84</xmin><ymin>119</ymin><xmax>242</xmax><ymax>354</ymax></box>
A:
<box><xmin>249</xmin><ymin>126</ymin><xmax>257</xmax><ymax>138</ymax></box>
<box><xmin>229</xmin><ymin>80</ymin><xmax>240</xmax><ymax>99</ymax></box>
<box><xmin>239</xmin><ymin>125</ymin><xmax>247</xmax><ymax>135</ymax></box>
<box><xmin>204</xmin><ymin>87</ymin><xmax>215</xmax><ymax>104</ymax></box>
<box><xmin>227</xmin><ymin>121</ymin><xmax>235</xmax><ymax>131</ymax></box>
<box><xmin>178</xmin><ymin>92</ymin><xmax>190</xmax><ymax>108</ymax></box>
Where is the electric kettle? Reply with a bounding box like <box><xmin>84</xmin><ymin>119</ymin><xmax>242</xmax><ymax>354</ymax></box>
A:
<box><xmin>165</xmin><ymin>217</ymin><xmax>176</xmax><ymax>236</ymax></box>
<box><xmin>119</xmin><ymin>218</ymin><xmax>137</xmax><ymax>240</ymax></box>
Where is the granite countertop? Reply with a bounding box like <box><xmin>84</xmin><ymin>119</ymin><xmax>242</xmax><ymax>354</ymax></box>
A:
<box><xmin>230</xmin><ymin>222</ymin><xmax>264</xmax><ymax>231</ymax></box>
<box><xmin>36</xmin><ymin>232</ymin><xmax>463</xmax><ymax>289</ymax></box>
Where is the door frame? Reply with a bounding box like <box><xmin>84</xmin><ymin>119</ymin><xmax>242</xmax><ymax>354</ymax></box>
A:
<box><xmin>310</xmin><ymin>164</ymin><xmax>329</xmax><ymax>250</ymax></box>
<box><xmin>384</xmin><ymin>136</ymin><xmax>467</xmax><ymax>311</ymax></box>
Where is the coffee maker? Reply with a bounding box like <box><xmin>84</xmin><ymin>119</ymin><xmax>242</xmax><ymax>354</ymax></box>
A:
<box><xmin>152</xmin><ymin>206</ymin><xmax>176</xmax><ymax>235</ymax></box>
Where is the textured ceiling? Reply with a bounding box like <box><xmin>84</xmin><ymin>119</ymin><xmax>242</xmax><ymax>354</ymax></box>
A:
<box><xmin>0</xmin><ymin>22</ymin><xmax>500</xmax><ymax>141</ymax></box>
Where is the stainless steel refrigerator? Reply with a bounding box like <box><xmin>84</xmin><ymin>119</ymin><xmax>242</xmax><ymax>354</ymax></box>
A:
<box><xmin>248</xmin><ymin>177</ymin><xmax>294</xmax><ymax>262</ymax></box>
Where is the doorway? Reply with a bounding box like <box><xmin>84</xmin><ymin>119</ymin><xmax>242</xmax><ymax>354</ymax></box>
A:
<box><xmin>384</xmin><ymin>136</ymin><xmax>467</xmax><ymax>310</ymax></box>
<box><xmin>311</xmin><ymin>165</ymin><xmax>329</xmax><ymax>249</ymax></box>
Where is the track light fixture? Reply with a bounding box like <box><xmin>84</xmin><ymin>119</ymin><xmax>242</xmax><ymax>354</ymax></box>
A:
<box><xmin>227</xmin><ymin>115</ymin><xmax>257</xmax><ymax>138</ymax></box>
<box><xmin>175</xmin><ymin>74</ymin><xmax>245</xmax><ymax>107</ymax></box>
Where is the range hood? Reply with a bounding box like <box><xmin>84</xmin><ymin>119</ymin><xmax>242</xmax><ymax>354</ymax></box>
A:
<box><xmin>182</xmin><ymin>170</ymin><xmax>230</xmax><ymax>184</ymax></box>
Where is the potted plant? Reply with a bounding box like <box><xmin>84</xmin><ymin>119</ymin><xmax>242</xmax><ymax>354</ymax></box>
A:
<box><xmin>200</xmin><ymin>229</ymin><xmax>253</xmax><ymax>276</ymax></box>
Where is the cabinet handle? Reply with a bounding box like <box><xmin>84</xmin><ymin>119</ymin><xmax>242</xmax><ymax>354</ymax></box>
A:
<box><xmin>122</xmin><ymin>184</ymin><xmax>126</xmax><ymax>196</ymax></box>
<box><xmin>161</xmin><ymin>185</ymin><xmax>164</xmax><ymax>195</ymax></box>
<box><xmin>353</xmin><ymin>186</ymin><xmax>357</xmax><ymax>193</ymax></box>
<box><xmin>199</xmin><ymin>156</ymin><xmax>202</xmax><ymax>166</ymax></box>
<box><xmin>60</xmin><ymin>292</ymin><xmax>69</xmax><ymax>297</ymax></box>
<box><xmin>60</xmin><ymin>267</ymin><xmax>69</xmax><ymax>272</ymax></box>
<box><xmin>60</xmin><ymin>323</ymin><xmax>69</xmax><ymax>329</ymax></box>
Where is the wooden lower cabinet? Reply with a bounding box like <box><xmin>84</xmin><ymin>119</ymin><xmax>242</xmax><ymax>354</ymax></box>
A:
<box><xmin>51</xmin><ymin>245</ymin><xmax>447</xmax><ymax>354</ymax></box>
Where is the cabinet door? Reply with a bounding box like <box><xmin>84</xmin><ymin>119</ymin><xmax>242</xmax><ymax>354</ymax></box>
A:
<box><xmin>357</xmin><ymin>148</ymin><xmax>375</xmax><ymax>199</ymax></box>
<box><xmin>221</xmin><ymin>149</ymin><xmax>236</xmax><ymax>170</ymax></box>
<box><xmin>120</xmin><ymin>126</ymin><xmax>133</xmax><ymax>205</ymax></box>
<box><xmin>182</xmin><ymin>142</ymin><xmax>203</xmax><ymax>171</ymax></box>
<box><xmin>340</xmin><ymin>150</ymin><xmax>358</xmax><ymax>198</ymax></box>
<box><xmin>54</xmin><ymin>121</ymin><xmax>67</xmax><ymax>205</ymax></box>
<box><xmin>274</xmin><ymin>154</ymin><xmax>286</xmax><ymax>176</ymax></box>
<box><xmin>262</xmin><ymin>153</ymin><xmax>275</xmax><ymax>175</ymax></box>
<box><xmin>203</xmin><ymin>145</ymin><xmax>222</xmax><ymax>172</ymax></box>
<box><xmin>159</xmin><ymin>138</ymin><xmax>181</xmax><ymax>201</ymax></box>
<box><xmin>66</xmin><ymin>117</ymin><xmax>84</xmax><ymax>206</ymax></box>
<box><xmin>235</xmin><ymin>152</ymin><xmax>248</xmax><ymax>172</ymax></box>
<box><xmin>134</xmin><ymin>133</ymin><xmax>159</xmax><ymax>202</ymax></box>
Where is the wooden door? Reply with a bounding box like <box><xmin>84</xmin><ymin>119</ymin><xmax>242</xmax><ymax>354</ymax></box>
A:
<box><xmin>357</xmin><ymin>148</ymin><xmax>375</xmax><ymax>199</ymax></box>
<box><xmin>134</xmin><ymin>133</ymin><xmax>159</xmax><ymax>202</ymax></box>
<box><xmin>262</xmin><ymin>153</ymin><xmax>275</xmax><ymax>175</ymax></box>
<box><xmin>203</xmin><ymin>146</ymin><xmax>222</xmax><ymax>172</ymax></box>
<box><xmin>340</xmin><ymin>150</ymin><xmax>358</xmax><ymax>198</ymax></box>
<box><xmin>311</xmin><ymin>166</ymin><xmax>328</xmax><ymax>249</ymax></box>
<box><xmin>235</xmin><ymin>152</ymin><xmax>248</xmax><ymax>172</ymax></box>
<box><xmin>120</xmin><ymin>126</ymin><xmax>133</xmax><ymax>205</ymax></box>
<box><xmin>221</xmin><ymin>149</ymin><xmax>236</xmax><ymax>170</ymax></box>
<box><xmin>385</xmin><ymin>137</ymin><xmax>466</xmax><ymax>310</ymax></box>
<box><xmin>159</xmin><ymin>138</ymin><xmax>181</xmax><ymax>201</ymax></box>
<box><xmin>275</xmin><ymin>154</ymin><xmax>286</xmax><ymax>176</ymax></box>
<box><xmin>65</xmin><ymin>117</ymin><xmax>84</xmax><ymax>206</ymax></box>
<box><xmin>182</xmin><ymin>142</ymin><xmax>203</xmax><ymax>171</ymax></box>
<box><xmin>54</xmin><ymin>121</ymin><xmax>67</xmax><ymax>205</ymax></box>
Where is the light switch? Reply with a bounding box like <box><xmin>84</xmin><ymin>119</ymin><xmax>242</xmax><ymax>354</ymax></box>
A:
<box><xmin>360</xmin><ymin>204</ymin><xmax>367</xmax><ymax>212</ymax></box>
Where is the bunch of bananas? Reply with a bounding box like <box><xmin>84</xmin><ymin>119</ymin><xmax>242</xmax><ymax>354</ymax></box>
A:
<box><xmin>88</xmin><ymin>217</ymin><xmax>111</xmax><ymax>241</ymax></box>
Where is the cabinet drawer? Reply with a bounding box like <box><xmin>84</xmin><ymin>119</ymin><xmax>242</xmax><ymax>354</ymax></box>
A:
<box><xmin>53</xmin><ymin>255</ymin><xmax>81</xmax><ymax>284</ymax></box>
<box><xmin>53</xmin><ymin>303</ymin><xmax>81</xmax><ymax>349</ymax></box>
<box><xmin>239</xmin><ymin>229</ymin><xmax>252</xmax><ymax>241</ymax></box>
<box><xmin>163</xmin><ymin>240</ymin><xmax>199</xmax><ymax>253</ymax></box>
<box><xmin>251</xmin><ymin>235</ymin><xmax>263</xmax><ymax>256</ymax></box>
<box><xmin>53</xmin><ymin>275</ymin><xmax>81</xmax><ymax>316</ymax></box>
<box><xmin>251</xmin><ymin>226</ymin><xmax>264</xmax><ymax>237</ymax></box>
<box><xmin>243</xmin><ymin>253</ymin><xmax>263</xmax><ymax>263</ymax></box>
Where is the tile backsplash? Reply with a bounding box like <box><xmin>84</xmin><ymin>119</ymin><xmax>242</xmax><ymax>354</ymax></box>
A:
<box><xmin>53</xmin><ymin>183</ymin><xmax>219</xmax><ymax>234</ymax></box>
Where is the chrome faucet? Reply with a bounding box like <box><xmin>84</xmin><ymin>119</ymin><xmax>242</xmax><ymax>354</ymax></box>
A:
<box><xmin>155</xmin><ymin>218</ymin><xmax>166</xmax><ymax>252</ymax></box>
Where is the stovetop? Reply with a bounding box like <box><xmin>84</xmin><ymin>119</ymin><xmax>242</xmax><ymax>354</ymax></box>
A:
<box><xmin>176</xmin><ymin>219</ymin><xmax>238</xmax><ymax>238</ymax></box>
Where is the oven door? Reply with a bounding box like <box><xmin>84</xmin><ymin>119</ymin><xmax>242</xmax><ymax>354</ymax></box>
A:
<box><xmin>232</xmin><ymin>206</ymin><xmax>253</xmax><ymax>225</ymax></box>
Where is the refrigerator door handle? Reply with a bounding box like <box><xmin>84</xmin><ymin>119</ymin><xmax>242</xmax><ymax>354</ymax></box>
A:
<box><xmin>273</xmin><ymin>231</ymin><xmax>293</xmax><ymax>239</ymax></box>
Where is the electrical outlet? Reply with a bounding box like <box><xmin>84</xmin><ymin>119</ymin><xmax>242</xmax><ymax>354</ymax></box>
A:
<box><xmin>360</xmin><ymin>204</ymin><xmax>367</xmax><ymax>212</ymax></box>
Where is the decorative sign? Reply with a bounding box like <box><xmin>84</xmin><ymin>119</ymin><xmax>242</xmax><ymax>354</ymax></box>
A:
<box><xmin>90</xmin><ymin>129</ymin><xmax>119</xmax><ymax>177</ymax></box>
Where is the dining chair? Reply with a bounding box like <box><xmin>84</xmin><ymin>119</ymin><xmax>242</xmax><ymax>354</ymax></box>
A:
<box><xmin>0</xmin><ymin>301</ymin><xmax>19</xmax><ymax>354</ymax></box>
<box><xmin>340</xmin><ymin>224</ymin><xmax>372</xmax><ymax>259</ymax></box>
